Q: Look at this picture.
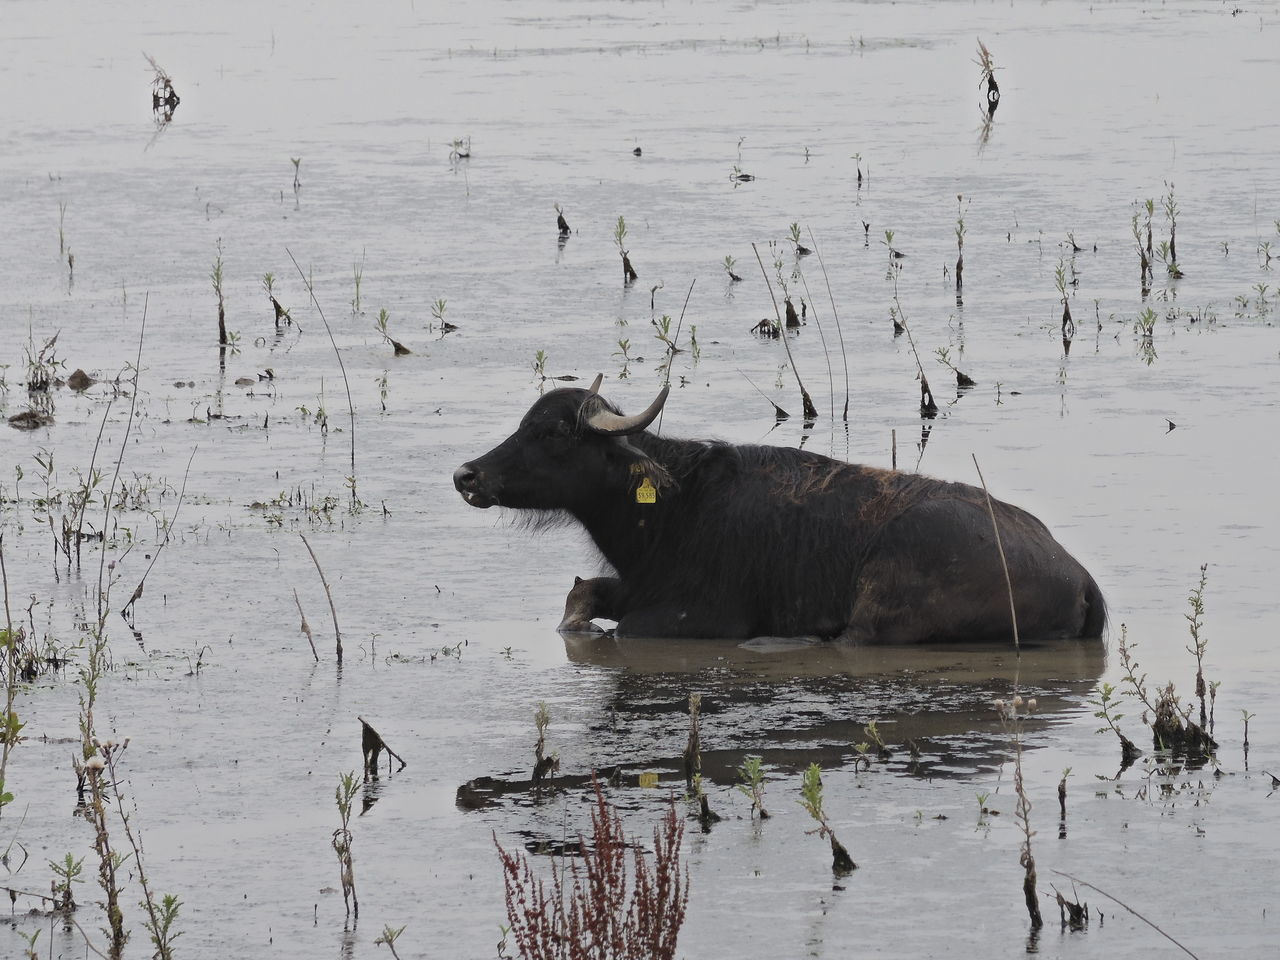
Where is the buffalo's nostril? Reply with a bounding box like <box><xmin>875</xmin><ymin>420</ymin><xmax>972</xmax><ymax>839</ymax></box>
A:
<box><xmin>453</xmin><ymin>464</ymin><xmax>477</xmax><ymax>492</ymax></box>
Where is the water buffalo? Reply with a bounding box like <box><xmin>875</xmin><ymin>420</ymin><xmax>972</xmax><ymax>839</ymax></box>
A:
<box><xmin>454</xmin><ymin>378</ymin><xmax>1106</xmax><ymax>643</ymax></box>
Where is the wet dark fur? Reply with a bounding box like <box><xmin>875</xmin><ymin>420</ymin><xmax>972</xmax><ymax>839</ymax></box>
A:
<box><xmin>457</xmin><ymin>387</ymin><xmax>1106</xmax><ymax>642</ymax></box>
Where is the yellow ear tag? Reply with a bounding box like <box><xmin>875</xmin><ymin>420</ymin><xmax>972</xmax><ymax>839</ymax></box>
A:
<box><xmin>635</xmin><ymin>478</ymin><xmax>657</xmax><ymax>504</ymax></box>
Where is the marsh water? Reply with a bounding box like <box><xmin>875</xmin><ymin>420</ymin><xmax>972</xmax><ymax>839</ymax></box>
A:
<box><xmin>2</xmin><ymin>0</ymin><xmax>1279</xmax><ymax>956</ymax></box>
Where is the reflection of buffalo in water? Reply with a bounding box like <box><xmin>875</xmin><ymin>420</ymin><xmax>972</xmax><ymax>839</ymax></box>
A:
<box><xmin>455</xmin><ymin>378</ymin><xmax>1105</xmax><ymax>643</ymax></box>
<box><xmin>457</xmin><ymin>634</ymin><xmax>1106</xmax><ymax>811</ymax></box>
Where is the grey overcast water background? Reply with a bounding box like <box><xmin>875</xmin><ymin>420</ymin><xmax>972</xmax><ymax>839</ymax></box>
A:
<box><xmin>2</xmin><ymin>1</ymin><xmax>1279</xmax><ymax>957</ymax></box>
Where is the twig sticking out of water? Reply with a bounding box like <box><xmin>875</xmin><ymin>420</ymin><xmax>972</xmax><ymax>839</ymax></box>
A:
<box><xmin>299</xmin><ymin>534</ymin><xmax>343</xmax><ymax>664</ymax></box>
<box><xmin>1051</xmin><ymin>870</ymin><xmax>1201</xmax><ymax>959</ymax></box>
<box><xmin>359</xmin><ymin>716</ymin><xmax>407</xmax><ymax>781</ymax></box>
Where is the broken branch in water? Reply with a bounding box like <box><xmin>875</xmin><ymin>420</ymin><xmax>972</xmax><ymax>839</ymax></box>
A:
<box><xmin>359</xmin><ymin>715</ymin><xmax>407</xmax><ymax>780</ymax></box>
<box><xmin>299</xmin><ymin>534</ymin><xmax>343</xmax><ymax>664</ymax></box>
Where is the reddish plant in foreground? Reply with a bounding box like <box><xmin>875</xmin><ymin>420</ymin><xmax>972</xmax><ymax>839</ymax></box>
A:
<box><xmin>495</xmin><ymin>774</ymin><xmax>689</xmax><ymax>960</ymax></box>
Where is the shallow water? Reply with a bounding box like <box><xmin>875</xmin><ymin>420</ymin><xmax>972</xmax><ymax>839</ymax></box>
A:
<box><xmin>2</xmin><ymin>1</ymin><xmax>1279</xmax><ymax>957</ymax></box>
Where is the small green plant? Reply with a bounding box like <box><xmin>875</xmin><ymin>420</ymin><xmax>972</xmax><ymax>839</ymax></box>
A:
<box><xmin>614</xmin><ymin>215</ymin><xmax>638</xmax><ymax>282</ymax></box>
<box><xmin>1089</xmin><ymin>681</ymin><xmax>1141</xmax><ymax>766</ymax></box>
<box><xmin>723</xmin><ymin>254</ymin><xmax>742</xmax><ymax>282</ymax></box>
<box><xmin>531</xmin><ymin>350</ymin><xmax>548</xmax><ymax>381</ymax></box>
<box><xmin>975</xmin><ymin>790</ymin><xmax>991</xmax><ymax>821</ymax></box>
<box><xmin>1162</xmin><ymin>183</ymin><xmax>1183</xmax><ymax>278</ymax></box>
<box><xmin>1134</xmin><ymin>307</ymin><xmax>1158</xmax><ymax>364</ymax></box>
<box><xmin>689</xmin><ymin>325</ymin><xmax>701</xmax><ymax>361</ymax></box>
<box><xmin>613</xmin><ymin>339</ymin><xmax>633</xmax><ymax>361</ymax></box>
<box><xmin>532</xmin><ymin>702</ymin><xmax>557</xmax><ymax>784</ymax></box>
<box><xmin>1185</xmin><ymin>562</ymin><xmax>1210</xmax><ymax>730</ymax></box>
<box><xmin>652</xmin><ymin>314</ymin><xmax>680</xmax><ymax>352</ymax></box>
<box><xmin>211</xmin><ymin>243</ymin><xmax>227</xmax><ymax>345</ymax></box>
<box><xmin>736</xmin><ymin>754</ymin><xmax>769</xmax><ymax>819</ymax></box>
<box><xmin>333</xmin><ymin>771</ymin><xmax>360</xmax><ymax>917</ymax></box>
<box><xmin>374</xmin><ymin>924</ymin><xmax>407</xmax><ymax>959</ymax></box>
<box><xmin>881</xmin><ymin>228</ymin><xmax>900</xmax><ymax>262</ymax></box>
<box><xmin>799</xmin><ymin>763</ymin><xmax>855</xmax><ymax>874</ymax></box>
<box><xmin>375</xmin><ymin>309</ymin><xmax>410</xmax><ymax>356</ymax></box>
<box><xmin>1056</xmin><ymin>256</ymin><xmax>1075</xmax><ymax>340</ymax></box>
<box><xmin>263</xmin><ymin>273</ymin><xmax>291</xmax><ymax>324</ymax></box>
<box><xmin>291</xmin><ymin>157</ymin><xmax>302</xmax><ymax>191</ymax></box>
<box><xmin>49</xmin><ymin>852</ymin><xmax>85</xmax><ymax>912</ymax></box>
<box><xmin>352</xmin><ymin>250</ymin><xmax>366</xmax><ymax>315</ymax></box>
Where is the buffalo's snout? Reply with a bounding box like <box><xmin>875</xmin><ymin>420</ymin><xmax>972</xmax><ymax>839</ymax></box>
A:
<box><xmin>453</xmin><ymin>462</ymin><xmax>496</xmax><ymax>508</ymax></box>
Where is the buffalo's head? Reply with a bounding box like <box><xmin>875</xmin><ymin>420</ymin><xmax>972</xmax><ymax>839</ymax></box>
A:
<box><xmin>453</xmin><ymin>375</ymin><xmax>670</xmax><ymax>511</ymax></box>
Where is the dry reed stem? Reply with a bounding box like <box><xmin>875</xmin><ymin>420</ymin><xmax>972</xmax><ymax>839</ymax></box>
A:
<box><xmin>971</xmin><ymin>454</ymin><xmax>1019</xmax><ymax>649</ymax></box>
<box><xmin>299</xmin><ymin>534</ymin><xmax>343</xmax><ymax>663</ymax></box>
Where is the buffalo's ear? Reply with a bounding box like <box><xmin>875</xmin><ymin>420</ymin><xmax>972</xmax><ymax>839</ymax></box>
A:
<box><xmin>574</xmin><ymin>576</ymin><xmax>584</xmax><ymax>585</ymax></box>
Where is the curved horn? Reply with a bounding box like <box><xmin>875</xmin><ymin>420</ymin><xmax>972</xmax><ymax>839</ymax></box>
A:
<box><xmin>586</xmin><ymin>385</ymin><xmax>670</xmax><ymax>436</ymax></box>
<box><xmin>587</xmin><ymin>373</ymin><xmax>603</xmax><ymax>394</ymax></box>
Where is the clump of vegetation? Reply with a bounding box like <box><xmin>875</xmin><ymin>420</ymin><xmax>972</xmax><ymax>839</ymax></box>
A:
<box><xmin>954</xmin><ymin>195</ymin><xmax>966</xmax><ymax>304</ymax></box>
<box><xmin>555</xmin><ymin>203</ymin><xmax>570</xmax><ymax>237</ymax></box>
<box><xmin>1107</xmin><ymin>566</ymin><xmax>1219</xmax><ymax>761</ymax></box>
<box><xmin>723</xmin><ymin>254</ymin><xmax>743</xmax><ymax>283</ymax></box>
<box><xmin>799</xmin><ymin>763</ymin><xmax>855</xmax><ymax>875</ymax></box>
<box><xmin>495</xmin><ymin>775</ymin><xmax>689</xmax><ymax>960</ymax></box>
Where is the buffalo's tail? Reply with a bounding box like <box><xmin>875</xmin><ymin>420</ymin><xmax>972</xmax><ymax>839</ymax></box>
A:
<box><xmin>1081</xmin><ymin>574</ymin><xmax>1107</xmax><ymax>638</ymax></box>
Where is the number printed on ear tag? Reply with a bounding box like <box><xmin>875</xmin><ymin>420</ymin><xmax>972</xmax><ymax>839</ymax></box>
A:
<box><xmin>635</xmin><ymin>478</ymin><xmax>657</xmax><ymax>504</ymax></box>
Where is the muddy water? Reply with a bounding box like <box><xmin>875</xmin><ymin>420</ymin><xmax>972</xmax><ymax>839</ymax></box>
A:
<box><xmin>2</xmin><ymin>0</ymin><xmax>1279</xmax><ymax>957</ymax></box>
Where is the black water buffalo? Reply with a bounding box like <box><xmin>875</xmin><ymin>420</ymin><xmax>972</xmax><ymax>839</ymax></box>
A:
<box><xmin>453</xmin><ymin>378</ymin><xmax>1106</xmax><ymax>643</ymax></box>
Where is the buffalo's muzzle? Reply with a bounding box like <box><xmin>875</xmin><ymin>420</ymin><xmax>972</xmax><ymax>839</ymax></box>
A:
<box><xmin>453</xmin><ymin>463</ymin><xmax>496</xmax><ymax>508</ymax></box>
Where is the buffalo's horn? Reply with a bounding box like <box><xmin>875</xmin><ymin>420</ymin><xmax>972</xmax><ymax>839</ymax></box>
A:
<box><xmin>587</xmin><ymin>373</ymin><xmax>603</xmax><ymax>394</ymax></box>
<box><xmin>585</xmin><ymin>385</ymin><xmax>670</xmax><ymax>436</ymax></box>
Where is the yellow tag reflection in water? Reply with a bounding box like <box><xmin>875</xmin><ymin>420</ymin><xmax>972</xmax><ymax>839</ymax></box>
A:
<box><xmin>635</xmin><ymin>478</ymin><xmax>657</xmax><ymax>504</ymax></box>
<box><xmin>638</xmin><ymin>772</ymin><xmax>659</xmax><ymax>788</ymax></box>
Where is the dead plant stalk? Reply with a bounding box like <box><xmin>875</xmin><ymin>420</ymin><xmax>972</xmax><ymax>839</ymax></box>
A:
<box><xmin>300</xmin><ymin>534</ymin><xmax>343</xmax><ymax>663</ymax></box>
